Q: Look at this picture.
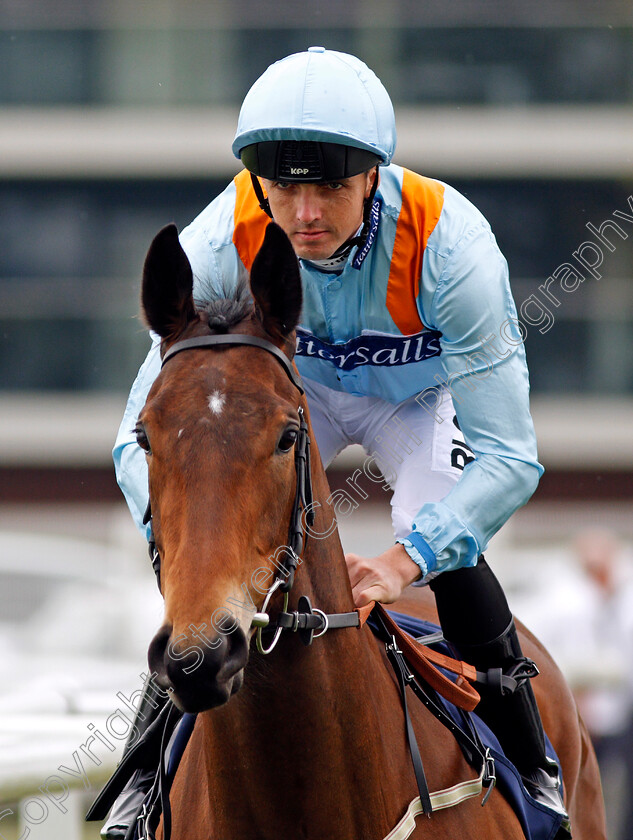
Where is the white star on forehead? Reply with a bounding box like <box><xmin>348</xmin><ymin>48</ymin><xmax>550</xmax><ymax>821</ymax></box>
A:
<box><xmin>208</xmin><ymin>390</ymin><xmax>226</xmax><ymax>416</ymax></box>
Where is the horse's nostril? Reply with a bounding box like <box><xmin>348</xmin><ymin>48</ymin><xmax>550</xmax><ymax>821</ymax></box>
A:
<box><xmin>146</xmin><ymin>621</ymin><xmax>249</xmax><ymax>713</ymax></box>
<box><xmin>148</xmin><ymin>623</ymin><xmax>172</xmax><ymax>686</ymax></box>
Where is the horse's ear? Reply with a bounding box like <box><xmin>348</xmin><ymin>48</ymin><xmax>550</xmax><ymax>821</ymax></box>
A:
<box><xmin>249</xmin><ymin>223</ymin><xmax>302</xmax><ymax>340</ymax></box>
<box><xmin>142</xmin><ymin>224</ymin><xmax>196</xmax><ymax>339</ymax></box>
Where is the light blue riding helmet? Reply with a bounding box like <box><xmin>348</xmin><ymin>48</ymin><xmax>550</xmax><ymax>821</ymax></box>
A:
<box><xmin>232</xmin><ymin>46</ymin><xmax>397</xmax><ymax>183</ymax></box>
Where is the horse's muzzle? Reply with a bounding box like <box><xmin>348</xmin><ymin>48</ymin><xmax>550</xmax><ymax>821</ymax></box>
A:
<box><xmin>148</xmin><ymin>622</ymin><xmax>249</xmax><ymax>713</ymax></box>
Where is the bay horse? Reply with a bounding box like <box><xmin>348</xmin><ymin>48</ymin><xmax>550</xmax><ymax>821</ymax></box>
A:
<box><xmin>138</xmin><ymin>221</ymin><xmax>605</xmax><ymax>839</ymax></box>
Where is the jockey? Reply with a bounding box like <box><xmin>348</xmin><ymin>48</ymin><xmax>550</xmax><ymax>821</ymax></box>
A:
<box><xmin>106</xmin><ymin>47</ymin><xmax>570</xmax><ymax>837</ymax></box>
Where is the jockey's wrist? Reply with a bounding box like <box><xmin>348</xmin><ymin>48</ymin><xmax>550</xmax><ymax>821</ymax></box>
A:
<box><xmin>398</xmin><ymin>531</ymin><xmax>438</xmax><ymax>579</ymax></box>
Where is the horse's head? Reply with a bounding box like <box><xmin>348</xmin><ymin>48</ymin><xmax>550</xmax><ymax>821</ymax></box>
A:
<box><xmin>139</xmin><ymin>222</ymin><xmax>308</xmax><ymax>712</ymax></box>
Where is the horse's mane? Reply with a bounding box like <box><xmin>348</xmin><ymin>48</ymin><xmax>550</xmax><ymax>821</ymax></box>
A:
<box><xmin>196</xmin><ymin>279</ymin><xmax>253</xmax><ymax>332</ymax></box>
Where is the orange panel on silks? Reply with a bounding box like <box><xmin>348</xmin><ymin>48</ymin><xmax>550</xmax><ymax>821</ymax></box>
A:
<box><xmin>232</xmin><ymin>169</ymin><xmax>270</xmax><ymax>272</ymax></box>
<box><xmin>386</xmin><ymin>170</ymin><xmax>445</xmax><ymax>335</ymax></box>
<box><xmin>232</xmin><ymin>166</ymin><xmax>446</xmax><ymax>338</ymax></box>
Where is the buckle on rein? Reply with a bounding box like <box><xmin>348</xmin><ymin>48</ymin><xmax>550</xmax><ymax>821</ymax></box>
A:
<box><xmin>482</xmin><ymin>748</ymin><xmax>497</xmax><ymax>805</ymax></box>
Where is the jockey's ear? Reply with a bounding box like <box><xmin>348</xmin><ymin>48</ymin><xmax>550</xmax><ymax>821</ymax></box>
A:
<box><xmin>142</xmin><ymin>224</ymin><xmax>196</xmax><ymax>339</ymax></box>
<box><xmin>250</xmin><ymin>222</ymin><xmax>302</xmax><ymax>341</ymax></box>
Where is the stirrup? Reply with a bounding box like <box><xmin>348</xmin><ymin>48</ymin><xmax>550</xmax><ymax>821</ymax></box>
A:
<box><xmin>476</xmin><ymin>656</ymin><xmax>540</xmax><ymax>696</ymax></box>
<box><xmin>522</xmin><ymin>760</ymin><xmax>572</xmax><ymax>838</ymax></box>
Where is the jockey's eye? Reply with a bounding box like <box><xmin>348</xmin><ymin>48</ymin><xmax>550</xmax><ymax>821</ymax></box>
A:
<box><xmin>134</xmin><ymin>422</ymin><xmax>152</xmax><ymax>454</ymax></box>
<box><xmin>277</xmin><ymin>426</ymin><xmax>298</xmax><ymax>454</ymax></box>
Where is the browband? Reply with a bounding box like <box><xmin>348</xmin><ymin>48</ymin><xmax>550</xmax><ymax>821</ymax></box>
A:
<box><xmin>161</xmin><ymin>333</ymin><xmax>304</xmax><ymax>394</ymax></box>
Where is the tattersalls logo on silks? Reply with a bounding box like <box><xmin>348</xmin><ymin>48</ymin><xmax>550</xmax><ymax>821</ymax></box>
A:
<box><xmin>352</xmin><ymin>198</ymin><xmax>382</xmax><ymax>269</ymax></box>
<box><xmin>295</xmin><ymin>327</ymin><xmax>443</xmax><ymax>371</ymax></box>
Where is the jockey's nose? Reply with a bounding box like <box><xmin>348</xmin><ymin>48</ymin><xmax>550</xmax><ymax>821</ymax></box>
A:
<box><xmin>296</xmin><ymin>186</ymin><xmax>322</xmax><ymax>224</ymax></box>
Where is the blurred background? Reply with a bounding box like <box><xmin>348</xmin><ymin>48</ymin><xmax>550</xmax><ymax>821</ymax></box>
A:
<box><xmin>1</xmin><ymin>0</ymin><xmax>632</xmax><ymax>837</ymax></box>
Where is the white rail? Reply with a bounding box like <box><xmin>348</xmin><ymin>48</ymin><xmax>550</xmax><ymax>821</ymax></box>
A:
<box><xmin>0</xmin><ymin>106</ymin><xmax>631</xmax><ymax>179</ymax></box>
<box><xmin>1</xmin><ymin>393</ymin><xmax>633</xmax><ymax>469</ymax></box>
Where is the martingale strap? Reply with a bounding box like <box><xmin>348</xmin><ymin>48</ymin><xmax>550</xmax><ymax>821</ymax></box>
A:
<box><xmin>371</xmin><ymin>606</ymin><xmax>496</xmax><ymax>819</ymax></box>
<box><xmin>374</xmin><ymin>605</ymin><xmax>481</xmax><ymax>712</ymax></box>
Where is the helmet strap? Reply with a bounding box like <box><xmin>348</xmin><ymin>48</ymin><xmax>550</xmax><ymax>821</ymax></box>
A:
<box><xmin>309</xmin><ymin>167</ymin><xmax>381</xmax><ymax>264</ymax></box>
<box><xmin>250</xmin><ymin>173</ymin><xmax>273</xmax><ymax>218</ymax></box>
<box><xmin>343</xmin><ymin>167</ymin><xmax>380</xmax><ymax>257</ymax></box>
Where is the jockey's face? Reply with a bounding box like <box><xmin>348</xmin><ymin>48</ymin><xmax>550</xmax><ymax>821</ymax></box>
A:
<box><xmin>261</xmin><ymin>168</ymin><xmax>377</xmax><ymax>260</ymax></box>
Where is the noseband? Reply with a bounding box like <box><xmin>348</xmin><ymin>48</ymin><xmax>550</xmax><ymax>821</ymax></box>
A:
<box><xmin>144</xmin><ymin>332</ymin><xmax>364</xmax><ymax>654</ymax></box>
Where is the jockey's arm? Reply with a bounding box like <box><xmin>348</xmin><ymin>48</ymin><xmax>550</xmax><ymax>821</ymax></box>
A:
<box><xmin>348</xmin><ymin>225</ymin><xmax>543</xmax><ymax>606</ymax></box>
<box><xmin>113</xmin><ymin>334</ymin><xmax>161</xmax><ymax>541</ymax></box>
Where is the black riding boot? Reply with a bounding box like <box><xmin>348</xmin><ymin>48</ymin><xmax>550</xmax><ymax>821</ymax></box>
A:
<box><xmin>99</xmin><ymin>675</ymin><xmax>168</xmax><ymax>839</ymax></box>
<box><xmin>430</xmin><ymin>557</ymin><xmax>571</xmax><ymax>837</ymax></box>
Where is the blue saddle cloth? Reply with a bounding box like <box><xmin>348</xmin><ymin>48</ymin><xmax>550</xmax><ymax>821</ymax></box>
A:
<box><xmin>385</xmin><ymin>610</ymin><xmax>565</xmax><ymax>840</ymax></box>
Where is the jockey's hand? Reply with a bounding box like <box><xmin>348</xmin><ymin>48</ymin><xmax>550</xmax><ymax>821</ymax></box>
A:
<box><xmin>345</xmin><ymin>544</ymin><xmax>422</xmax><ymax>608</ymax></box>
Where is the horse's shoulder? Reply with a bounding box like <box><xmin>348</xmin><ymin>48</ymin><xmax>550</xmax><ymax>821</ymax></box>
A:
<box><xmin>166</xmin><ymin>720</ymin><xmax>214</xmax><ymax>840</ymax></box>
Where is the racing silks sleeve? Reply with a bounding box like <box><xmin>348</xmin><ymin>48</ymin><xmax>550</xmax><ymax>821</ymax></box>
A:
<box><xmin>400</xmin><ymin>222</ymin><xmax>543</xmax><ymax>577</ymax></box>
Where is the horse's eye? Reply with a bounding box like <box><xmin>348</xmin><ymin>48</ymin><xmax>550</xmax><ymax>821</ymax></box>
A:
<box><xmin>134</xmin><ymin>422</ymin><xmax>152</xmax><ymax>454</ymax></box>
<box><xmin>277</xmin><ymin>427</ymin><xmax>298</xmax><ymax>454</ymax></box>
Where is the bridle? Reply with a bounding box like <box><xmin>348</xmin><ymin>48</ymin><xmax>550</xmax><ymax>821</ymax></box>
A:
<box><xmin>97</xmin><ymin>332</ymin><xmax>497</xmax><ymax>840</ymax></box>
<box><xmin>93</xmin><ymin>331</ymin><xmax>379</xmax><ymax>840</ymax></box>
<box><xmin>144</xmin><ymin>331</ymin><xmax>367</xmax><ymax>656</ymax></box>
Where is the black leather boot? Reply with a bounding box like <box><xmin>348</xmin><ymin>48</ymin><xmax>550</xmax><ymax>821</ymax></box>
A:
<box><xmin>430</xmin><ymin>557</ymin><xmax>571</xmax><ymax>838</ymax></box>
<box><xmin>455</xmin><ymin>619</ymin><xmax>572</xmax><ymax>838</ymax></box>
<box><xmin>93</xmin><ymin>675</ymin><xmax>169</xmax><ymax>839</ymax></box>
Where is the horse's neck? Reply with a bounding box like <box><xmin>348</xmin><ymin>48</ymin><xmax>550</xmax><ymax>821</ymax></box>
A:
<box><xmin>293</xmin><ymin>462</ymin><xmax>357</xmax><ymax>609</ymax></box>
<box><xmin>193</xmin><ymin>473</ymin><xmax>411</xmax><ymax>835</ymax></box>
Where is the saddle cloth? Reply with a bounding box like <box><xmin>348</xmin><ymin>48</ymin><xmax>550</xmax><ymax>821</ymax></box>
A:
<box><xmin>382</xmin><ymin>610</ymin><xmax>566</xmax><ymax>840</ymax></box>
